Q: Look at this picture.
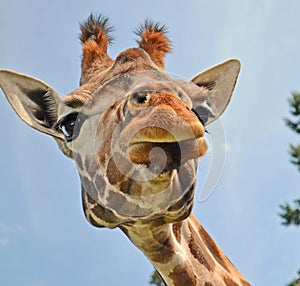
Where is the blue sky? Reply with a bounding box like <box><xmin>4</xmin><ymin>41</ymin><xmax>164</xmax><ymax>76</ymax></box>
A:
<box><xmin>0</xmin><ymin>1</ymin><xmax>299</xmax><ymax>285</ymax></box>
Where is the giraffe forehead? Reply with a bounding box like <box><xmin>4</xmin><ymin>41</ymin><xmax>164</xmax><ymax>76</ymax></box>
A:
<box><xmin>60</xmin><ymin>44</ymin><xmax>201</xmax><ymax>116</ymax></box>
<box><xmin>61</xmin><ymin>48</ymin><xmax>161</xmax><ymax>108</ymax></box>
<box><xmin>88</xmin><ymin>71</ymin><xmax>180</xmax><ymax>105</ymax></box>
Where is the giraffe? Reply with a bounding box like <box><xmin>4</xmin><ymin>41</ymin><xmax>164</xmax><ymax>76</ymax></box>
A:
<box><xmin>0</xmin><ymin>15</ymin><xmax>250</xmax><ymax>286</ymax></box>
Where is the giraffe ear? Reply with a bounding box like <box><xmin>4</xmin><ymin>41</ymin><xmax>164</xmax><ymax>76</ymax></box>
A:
<box><xmin>0</xmin><ymin>70</ymin><xmax>72</xmax><ymax>157</ymax></box>
<box><xmin>190</xmin><ymin>59</ymin><xmax>241</xmax><ymax>125</ymax></box>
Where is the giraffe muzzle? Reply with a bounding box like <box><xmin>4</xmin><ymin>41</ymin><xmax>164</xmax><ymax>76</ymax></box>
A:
<box><xmin>126</xmin><ymin>121</ymin><xmax>207</xmax><ymax>170</ymax></box>
<box><xmin>128</xmin><ymin>133</ymin><xmax>207</xmax><ymax>167</ymax></box>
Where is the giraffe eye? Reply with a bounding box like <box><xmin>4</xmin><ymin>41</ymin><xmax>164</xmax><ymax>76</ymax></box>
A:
<box><xmin>59</xmin><ymin>113</ymin><xmax>78</xmax><ymax>142</ymax></box>
<box><xmin>132</xmin><ymin>91</ymin><xmax>149</xmax><ymax>105</ymax></box>
<box><xmin>56</xmin><ymin>112</ymin><xmax>86</xmax><ymax>142</ymax></box>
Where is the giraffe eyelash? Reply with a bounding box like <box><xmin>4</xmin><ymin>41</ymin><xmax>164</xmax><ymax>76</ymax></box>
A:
<box><xmin>54</xmin><ymin>112</ymin><xmax>87</xmax><ymax>142</ymax></box>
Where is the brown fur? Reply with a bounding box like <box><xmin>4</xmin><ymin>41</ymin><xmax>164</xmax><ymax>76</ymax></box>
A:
<box><xmin>135</xmin><ymin>20</ymin><xmax>172</xmax><ymax>70</ymax></box>
<box><xmin>188</xmin><ymin>223</ymin><xmax>215</xmax><ymax>272</ymax></box>
<box><xmin>80</xmin><ymin>15</ymin><xmax>114</xmax><ymax>85</ymax></box>
<box><xmin>223</xmin><ymin>277</ymin><xmax>240</xmax><ymax>286</ymax></box>
<box><xmin>241</xmin><ymin>279</ymin><xmax>251</xmax><ymax>286</ymax></box>
<box><xmin>62</xmin><ymin>48</ymin><xmax>157</xmax><ymax>106</ymax></box>
<box><xmin>81</xmin><ymin>188</ymin><xmax>122</xmax><ymax>228</ymax></box>
<box><xmin>79</xmin><ymin>16</ymin><xmax>172</xmax><ymax>86</ymax></box>
<box><xmin>172</xmin><ymin>222</ymin><xmax>182</xmax><ymax>244</ymax></box>
<box><xmin>152</xmin><ymin>236</ymin><xmax>175</xmax><ymax>264</ymax></box>
<box><xmin>198</xmin><ymin>223</ymin><xmax>231</xmax><ymax>272</ymax></box>
<box><xmin>126</xmin><ymin>215</ymin><xmax>248</xmax><ymax>285</ymax></box>
<box><xmin>107</xmin><ymin>155</ymin><xmax>124</xmax><ymax>185</ymax></box>
<box><xmin>169</xmin><ymin>264</ymin><xmax>197</xmax><ymax>285</ymax></box>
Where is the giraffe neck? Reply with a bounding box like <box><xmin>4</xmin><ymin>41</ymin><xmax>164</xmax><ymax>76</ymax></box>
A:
<box><xmin>122</xmin><ymin>214</ymin><xmax>250</xmax><ymax>286</ymax></box>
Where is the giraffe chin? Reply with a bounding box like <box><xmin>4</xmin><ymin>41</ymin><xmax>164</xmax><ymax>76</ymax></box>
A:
<box><xmin>128</xmin><ymin>137</ymin><xmax>207</xmax><ymax>170</ymax></box>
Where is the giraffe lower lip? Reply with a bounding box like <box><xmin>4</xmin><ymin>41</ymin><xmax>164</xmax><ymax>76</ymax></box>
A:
<box><xmin>128</xmin><ymin>137</ymin><xmax>207</xmax><ymax>166</ymax></box>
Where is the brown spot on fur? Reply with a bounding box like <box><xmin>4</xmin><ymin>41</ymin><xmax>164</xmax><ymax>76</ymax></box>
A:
<box><xmin>80</xmin><ymin>176</ymin><xmax>92</xmax><ymax>192</ymax></box>
<box><xmin>81</xmin><ymin>188</ymin><xmax>103</xmax><ymax>228</ymax></box>
<box><xmin>119</xmin><ymin>178</ymin><xmax>143</xmax><ymax>196</ymax></box>
<box><xmin>74</xmin><ymin>153</ymin><xmax>84</xmax><ymax>171</ymax></box>
<box><xmin>82</xmin><ymin>187</ymin><xmax>96</xmax><ymax>204</ymax></box>
<box><xmin>107</xmin><ymin>155</ymin><xmax>124</xmax><ymax>185</ymax></box>
<box><xmin>87</xmin><ymin>213</ymin><xmax>104</xmax><ymax>228</ymax></box>
<box><xmin>169</xmin><ymin>264</ymin><xmax>197</xmax><ymax>286</ymax></box>
<box><xmin>106</xmin><ymin>153</ymin><xmax>144</xmax><ymax>196</ymax></box>
<box><xmin>84</xmin><ymin>158</ymin><xmax>98</xmax><ymax>179</ymax></box>
<box><xmin>205</xmin><ymin>283</ymin><xmax>214</xmax><ymax>286</ymax></box>
<box><xmin>199</xmin><ymin>225</ymin><xmax>230</xmax><ymax>272</ymax></box>
<box><xmin>94</xmin><ymin>173</ymin><xmax>106</xmax><ymax>195</ymax></box>
<box><xmin>166</xmin><ymin>202</ymin><xmax>194</xmax><ymax>225</ymax></box>
<box><xmin>106</xmin><ymin>190</ymin><xmax>143</xmax><ymax>219</ymax></box>
<box><xmin>82</xmin><ymin>194</ymin><xmax>122</xmax><ymax>228</ymax></box>
<box><xmin>178</xmin><ymin>165</ymin><xmax>196</xmax><ymax>191</ymax></box>
<box><xmin>116</xmin><ymin>102</ymin><xmax>124</xmax><ymax>121</ymax></box>
<box><xmin>168</xmin><ymin>185</ymin><xmax>194</xmax><ymax>212</ymax></box>
<box><xmin>81</xmin><ymin>185</ymin><xmax>120</xmax><ymax>228</ymax></box>
<box><xmin>91</xmin><ymin>203</ymin><xmax>119</xmax><ymax>225</ymax></box>
<box><xmin>189</xmin><ymin>231</ymin><xmax>214</xmax><ymax>272</ymax></box>
<box><xmin>148</xmin><ymin>230</ymin><xmax>175</xmax><ymax>263</ymax></box>
<box><xmin>172</xmin><ymin>222</ymin><xmax>182</xmax><ymax>244</ymax></box>
<box><xmin>156</xmin><ymin>236</ymin><xmax>174</xmax><ymax>263</ymax></box>
<box><xmin>119</xmin><ymin>225</ymin><xmax>129</xmax><ymax>236</ymax></box>
<box><xmin>223</xmin><ymin>277</ymin><xmax>239</xmax><ymax>286</ymax></box>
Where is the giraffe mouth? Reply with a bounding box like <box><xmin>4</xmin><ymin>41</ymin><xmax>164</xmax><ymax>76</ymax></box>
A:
<box><xmin>128</xmin><ymin>131</ymin><xmax>207</xmax><ymax>169</ymax></box>
<box><xmin>120</xmin><ymin>102</ymin><xmax>207</xmax><ymax>169</ymax></box>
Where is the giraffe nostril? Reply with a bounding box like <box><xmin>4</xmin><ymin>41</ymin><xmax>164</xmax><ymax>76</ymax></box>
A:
<box><xmin>132</xmin><ymin>91</ymin><xmax>149</xmax><ymax>105</ymax></box>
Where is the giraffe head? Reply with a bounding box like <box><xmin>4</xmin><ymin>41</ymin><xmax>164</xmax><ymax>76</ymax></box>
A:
<box><xmin>0</xmin><ymin>15</ymin><xmax>240</xmax><ymax>229</ymax></box>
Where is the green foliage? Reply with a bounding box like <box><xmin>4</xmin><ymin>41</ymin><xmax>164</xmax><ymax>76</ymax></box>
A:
<box><xmin>280</xmin><ymin>92</ymin><xmax>300</xmax><ymax>225</ymax></box>
<box><xmin>285</xmin><ymin>92</ymin><xmax>300</xmax><ymax>133</ymax></box>
<box><xmin>149</xmin><ymin>270</ymin><xmax>165</xmax><ymax>286</ymax></box>
<box><xmin>280</xmin><ymin>91</ymin><xmax>300</xmax><ymax>286</ymax></box>
<box><xmin>279</xmin><ymin>199</ymin><xmax>300</xmax><ymax>226</ymax></box>
<box><xmin>285</xmin><ymin>92</ymin><xmax>300</xmax><ymax>171</ymax></box>
<box><xmin>286</xmin><ymin>270</ymin><xmax>300</xmax><ymax>286</ymax></box>
<box><xmin>289</xmin><ymin>144</ymin><xmax>300</xmax><ymax>171</ymax></box>
<box><xmin>281</xmin><ymin>92</ymin><xmax>300</xmax><ymax>223</ymax></box>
